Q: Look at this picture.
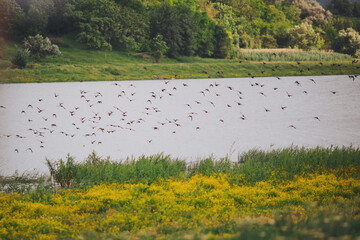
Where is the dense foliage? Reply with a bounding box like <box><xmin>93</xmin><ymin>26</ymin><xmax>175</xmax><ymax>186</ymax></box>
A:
<box><xmin>1</xmin><ymin>0</ymin><xmax>360</xmax><ymax>58</ymax></box>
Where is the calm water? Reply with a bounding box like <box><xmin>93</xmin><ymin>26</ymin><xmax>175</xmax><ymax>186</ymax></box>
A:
<box><xmin>1</xmin><ymin>75</ymin><xmax>360</xmax><ymax>175</ymax></box>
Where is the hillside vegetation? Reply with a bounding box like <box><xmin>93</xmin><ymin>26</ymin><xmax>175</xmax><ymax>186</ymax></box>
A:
<box><xmin>1</xmin><ymin>0</ymin><xmax>360</xmax><ymax>66</ymax></box>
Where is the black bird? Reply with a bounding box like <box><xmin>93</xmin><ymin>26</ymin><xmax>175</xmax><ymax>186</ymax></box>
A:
<box><xmin>310</xmin><ymin>79</ymin><xmax>316</xmax><ymax>84</ymax></box>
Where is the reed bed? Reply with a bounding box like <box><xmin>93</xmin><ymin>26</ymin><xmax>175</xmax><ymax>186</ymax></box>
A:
<box><xmin>237</xmin><ymin>50</ymin><xmax>353</xmax><ymax>62</ymax></box>
<box><xmin>1</xmin><ymin>146</ymin><xmax>359</xmax><ymax>192</ymax></box>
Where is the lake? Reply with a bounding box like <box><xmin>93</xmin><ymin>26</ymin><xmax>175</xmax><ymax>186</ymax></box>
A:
<box><xmin>0</xmin><ymin>75</ymin><xmax>360</xmax><ymax>175</ymax></box>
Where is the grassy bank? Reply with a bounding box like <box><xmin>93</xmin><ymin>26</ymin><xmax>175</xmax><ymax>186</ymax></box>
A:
<box><xmin>0</xmin><ymin>147</ymin><xmax>360</xmax><ymax>239</ymax></box>
<box><xmin>0</xmin><ymin>38</ymin><xmax>359</xmax><ymax>83</ymax></box>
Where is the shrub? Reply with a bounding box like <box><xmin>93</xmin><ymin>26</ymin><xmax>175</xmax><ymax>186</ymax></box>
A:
<box><xmin>288</xmin><ymin>22</ymin><xmax>320</xmax><ymax>50</ymax></box>
<box><xmin>23</xmin><ymin>34</ymin><xmax>61</xmax><ymax>59</ymax></box>
<box><xmin>11</xmin><ymin>49</ymin><xmax>29</xmax><ymax>68</ymax></box>
<box><xmin>150</xmin><ymin>34</ymin><xmax>168</xmax><ymax>63</ymax></box>
<box><xmin>261</xmin><ymin>35</ymin><xmax>278</xmax><ymax>49</ymax></box>
<box><xmin>332</xmin><ymin>28</ymin><xmax>360</xmax><ymax>56</ymax></box>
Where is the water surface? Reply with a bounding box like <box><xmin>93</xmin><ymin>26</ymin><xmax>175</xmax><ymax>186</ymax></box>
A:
<box><xmin>1</xmin><ymin>75</ymin><xmax>359</xmax><ymax>175</ymax></box>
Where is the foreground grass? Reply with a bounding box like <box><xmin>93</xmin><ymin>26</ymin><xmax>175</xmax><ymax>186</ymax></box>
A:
<box><xmin>0</xmin><ymin>38</ymin><xmax>359</xmax><ymax>83</ymax></box>
<box><xmin>0</xmin><ymin>147</ymin><xmax>360</xmax><ymax>239</ymax></box>
<box><xmin>0</xmin><ymin>173</ymin><xmax>359</xmax><ymax>239</ymax></box>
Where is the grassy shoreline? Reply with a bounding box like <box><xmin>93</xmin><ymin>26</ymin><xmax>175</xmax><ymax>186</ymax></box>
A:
<box><xmin>1</xmin><ymin>39</ymin><xmax>359</xmax><ymax>84</ymax></box>
<box><xmin>1</xmin><ymin>147</ymin><xmax>360</xmax><ymax>239</ymax></box>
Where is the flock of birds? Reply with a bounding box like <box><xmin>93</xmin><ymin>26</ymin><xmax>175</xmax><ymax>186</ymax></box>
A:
<box><xmin>0</xmin><ymin>73</ymin><xmax>359</xmax><ymax>156</ymax></box>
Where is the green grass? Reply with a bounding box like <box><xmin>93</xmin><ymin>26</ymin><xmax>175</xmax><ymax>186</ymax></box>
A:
<box><xmin>2</xmin><ymin>146</ymin><xmax>359</xmax><ymax>193</ymax></box>
<box><xmin>1</xmin><ymin>147</ymin><xmax>359</xmax><ymax>239</ymax></box>
<box><xmin>0</xmin><ymin>37</ymin><xmax>359</xmax><ymax>83</ymax></box>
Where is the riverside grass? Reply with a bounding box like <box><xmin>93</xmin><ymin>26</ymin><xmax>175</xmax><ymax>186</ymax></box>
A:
<box><xmin>0</xmin><ymin>38</ymin><xmax>359</xmax><ymax>83</ymax></box>
<box><xmin>0</xmin><ymin>147</ymin><xmax>360</xmax><ymax>239</ymax></box>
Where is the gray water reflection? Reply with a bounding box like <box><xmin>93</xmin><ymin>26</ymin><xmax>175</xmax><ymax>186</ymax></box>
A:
<box><xmin>0</xmin><ymin>75</ymin><xmax>360</xmax><ymax>175</ymax></box>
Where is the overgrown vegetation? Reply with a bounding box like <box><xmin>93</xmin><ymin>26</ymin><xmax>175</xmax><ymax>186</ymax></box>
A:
<box><xmin>1</xmin><ymin>147</ymin><xmax>359</xmax><ymax>239</ymax></box>
<box><xmin>2</xmin><ymin>146</ymin><xmax>359</xmax><ymax>192</ymax></box>
<box><xmin>0</xmin><ymin>38</ymin><xmax>358</xmax><ymax>83</ymax></box>
<box><xmin>1</xmin><ymin>0</ymin><xmax>360</xmax><ymax>60</ymax></box>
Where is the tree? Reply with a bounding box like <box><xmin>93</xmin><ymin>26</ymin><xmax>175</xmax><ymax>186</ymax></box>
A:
<box><xmin>0</xmin><ymin>0</ymin><xmax>24</xmax><ymax>39</ymax></box>
<box><xmin>66</xmin><ymin>0</ymin><xmax>147</xmax><ymax>51</ymax></box>
<box><xmin>47</xmin><ymin>0</ymin><xmax>73</xmax><ymax>35</ymax></box>
<box><xmin>150</xmin><ymin>34</ymin><xmax>168</xmax><ymax>62</ymax></box>
<box><xmin>213</xmin><ymin>24</ymin><xmax>230</xmax><ymax>58</ymax></box>
<box><xmin>290</xmin><ymin>0</ymin><xmax>332</xmax><ymax>25</ymax></box>
<box><xmin>194</xmin><ymin>12</ymin><xmax>216</xmax><ymax>57</ymax></box>
<box><xmin>176</xmin><ymin>4</ymin><xmax>197</xmax><ymax>56</ymax></box>
<box><xmin>332</xmin><ymin>28</ymin><xmax>360</xmax><ymax>56</ymax></box>
<box><xmin>261</xmin><ymin>35</ymin><xmax>278</xmax><ymax>48</ymax></box>
<box><xmin>287</xmin><ymin>22</ymin><xmax>320</xmax><ymax>50</ymax></box>
<box><xmin>353</xmin><ymin>2</ymin><xmax>360</xmax><ymax>18</ymax></box>
<box><xmin>78</xmin><ymin>17</ymin><xmax>115</xmax><ymax>50</ymax></box>
<box><xmin>150</xmin><ymin>3</ymin><xmax>182</xmax><ymax>57</ymax></box>
<box><xmin>327</xmin><ymin>0</ymin><xmax>353</xmax><ymax>17</ymax></box>
<box><xmin>24</xmin><ymin>0</ymin><xmax>55</xmax><ymax>36</ymax></box>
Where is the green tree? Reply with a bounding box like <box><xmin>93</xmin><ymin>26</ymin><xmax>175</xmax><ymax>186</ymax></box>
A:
<box><xmin>150</xmin><ymin>34</ymin><xmax>168</xmax><ymax>62</ymax></box>
<box><xmin>287</xmin><ymin>22</ymin><xmax>320</xmax><ymax>50</ymax></box>
<box><xmin>327</xmin><ymin>0</ymin><xmax>353</xmax><ymax>17</ymax></box>
<box><xmin>78</xmin><ymin>17</ymin><xmax>115</xmax><ymax>50</ymax></box>
<box><xmin>261</xmin><ymin>34</ymin><xmax>278</xmax><ymax>48</ymax></box>
<box><xmin>332</xmin><ymin>28</ymin><xmax>360</xmax><ymax>56</ymax></box>
<box><xmin>213</xmin><ymin>24</ymin><xmax>230</xmax><ymax>58</ymax></box>
<box><xmin>176</xmin><ymin>4</ymin><xmax>197</xmax><ymax>56</ymax></box>
<box><xmin>47</xmin><ymin>0</ymin><xmax>73</xmax><ymax>35</ymax></box>
<box><xmin>290</xmin><ymin>0</ymin><xmax>332</xmax><ymax>25</ymax></box>
<box><xmin>150</xmin><ymin>3</ymin><xmax>182</xmax><ymax>57</ymax></box>
<box><xmin>0</xmin><ymin>0</ymin><xmax>24</xmax><ymax>39</ymax></box>
<box><xmin>66</xmin><ymin>0</ymin><xmax>147</xmax><ymax>51</ymax></box>
<box><xmin>353</xmin><ymin>2</ymin><xmax>360</xmax><ymax>18</ymax></box>
<box><xmin>194</xmin><ymin>12</ymin><xmax>216</xmax><ymax>57</ymax></box>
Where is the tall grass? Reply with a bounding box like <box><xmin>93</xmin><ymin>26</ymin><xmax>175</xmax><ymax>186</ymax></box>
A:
<box><xmin>46</xmin><ymin>152</ymin><xmax>186</xmax><ymax>188</ymax></box>
<box><xmin>41</xmin><ymin>146</ymin><xmax>360</xmax><ymax>189</ymax></box>
<box><xmin>237</xmin><ymin>49</ymin><xmax>353</xmax><ymax>62</ymax></box>
<box><xmin>2</xmin><ymin>147</ymin><xmax>359</xmax><ymax>192</ymax></box>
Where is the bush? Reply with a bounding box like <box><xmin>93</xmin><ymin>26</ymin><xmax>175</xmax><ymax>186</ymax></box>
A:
<box><xmin>23</xmin><ymin>34</ymin><xmax>61</xmax><ymax>59</ymax></box>
<box><xmin>261</xmin><ymin>35</ymin><xmax>278</xmax><ymax>49</ymax></box>
<box><xmin>332</xmin><ymin>28</ymin><xmax>360</xmax><ymax>56</ymax></box>
<box><xmin>150</xmin><ymin>34</ymin><xmax>168</xmax><ymax>63</ymax></box>
<box><xmin>288</xmin><ymin>22</ymin><xmax>320</xmax><ymax>50</ymax></box>
<box><xmin>11</xmin><ymin>49</ymin><xmax>29</xmax><ymax>68</ymax></box>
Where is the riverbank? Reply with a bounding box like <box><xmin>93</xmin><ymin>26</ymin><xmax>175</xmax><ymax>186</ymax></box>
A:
<box><xmin>0</xmin><ymin>39</ymin><xmax>359</xmax><ymax>83</ymax></box>
<box><xmin>1</xmin><ymin>148</ymin><xmax>360</xmax><ymax>239</ymax></box>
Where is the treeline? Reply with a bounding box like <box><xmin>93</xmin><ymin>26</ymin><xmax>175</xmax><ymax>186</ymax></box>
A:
<box><xmin>1</xmin><ymin>0</ymin><xmax>360</xmax><ymax>59</ymax></box>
